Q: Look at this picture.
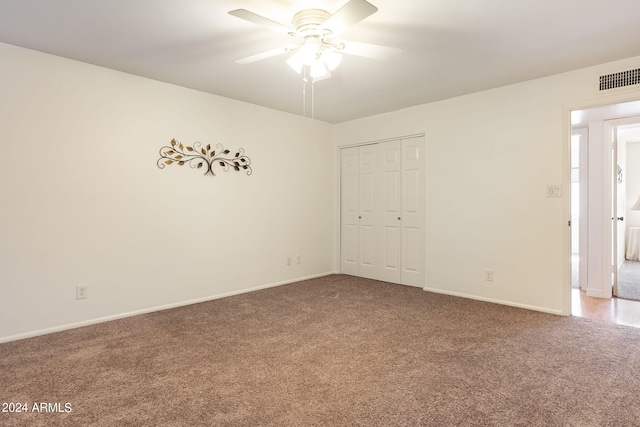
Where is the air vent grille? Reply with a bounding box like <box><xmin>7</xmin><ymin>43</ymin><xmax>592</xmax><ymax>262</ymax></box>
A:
<box><xmin>599</xmin><ymin>68</ymin><xmax>640</xmax><ymax>91</ymax></box>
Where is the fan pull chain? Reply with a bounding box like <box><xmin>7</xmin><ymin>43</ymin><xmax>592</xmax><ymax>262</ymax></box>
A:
<box><xmin>311</xmin><ymin>79</ymin><xmax>315</xmax><ymax>120</ymax></box>
<box><xmin>300</xmin><ymin>66</ymin><xmax>317</xmax><ymax>119</ymax></box>
<box><xmin>302</xmin><ymin>69</ymin><xmax>307</xmax><ymax>118</ymax></box>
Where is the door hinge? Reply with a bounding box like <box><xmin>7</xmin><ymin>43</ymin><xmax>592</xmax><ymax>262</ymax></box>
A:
<box><xmin>568</xmin><ymin>220</ymin><xmax>571</xmax><ymax>227</ymax></box>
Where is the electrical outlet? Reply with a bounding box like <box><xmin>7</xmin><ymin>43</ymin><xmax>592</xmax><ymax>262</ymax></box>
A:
<box><xmin>296</xmin><ymin>255</ymin><xmax>301</xmax><ymax>265</ymax></box>
<box><xmin>286</xmin><ymin>257</ymin><xmax>292</xmax><ymax>266</ymax></box>
<box><xmin>484</xmin><ymin>270</ymin><xmax>494</xmax><ymax>281</ymax></box>
<box><xmin>76</xmin><ymin>284</ymin><xmax>88</xmax><ymax>300</ymax></box>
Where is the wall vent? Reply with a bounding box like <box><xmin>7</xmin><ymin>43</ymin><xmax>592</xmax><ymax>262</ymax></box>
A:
<box><xmin>599</xmin><ymin>68</ymin><xmax>640</xmax><ymax>91</ymax></box>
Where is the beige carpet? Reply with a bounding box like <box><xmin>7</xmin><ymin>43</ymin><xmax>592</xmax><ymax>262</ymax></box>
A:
<box><xmin>2</xmin><ymin>274</ymin><xmax>640</xmax><ymax>426</ymax></box>
<box><xmin>618</xmin><ymin>260</ymin><xmax>640</xmax><ymax>301</ymax></box>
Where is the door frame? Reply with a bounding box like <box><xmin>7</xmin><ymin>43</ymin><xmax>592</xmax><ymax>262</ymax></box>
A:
<box><xmin>563</xmin><ymin>92</ymin><xmax>640</xmax><ymax>316</ymax></box>
<box><xmin>570</xmin><ymin>127</ymin><xmax>589</xmax><ymax>292</ymax></box>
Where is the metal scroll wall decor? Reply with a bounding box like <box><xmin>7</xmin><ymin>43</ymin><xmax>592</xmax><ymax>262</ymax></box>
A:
<box><xmin>157</xmin><ymin>139</ymin><xmax>252</xmax><ymax>176</ymax></box>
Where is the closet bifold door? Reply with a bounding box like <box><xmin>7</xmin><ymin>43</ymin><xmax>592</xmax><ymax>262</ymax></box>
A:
<box><xmin>340</xmin><ymin>144</ymin><xmax>379</xmax><ymax>280</ymax></box>
<box><xmin>400</xmin><ymin>136</ymin><xmax>425</xmax><ymax>286</ymax></box>
<box><xmin>340</xmin><ymin>146</ymin><xmax>359</xmax><ymax>276</ymax></box>
<box><xmin>378</xmin><ymin>136</ymin><xmax>425</xmax><ymax>286</ymax></box>
<box><xmin>378</xmin><ymin>140</ymin><xmax>402</xmax><ymax>283</ymax></box>
<box><xmin>340</xmin><ymin>136</ymin><xmax>424</xmax><ymax>286</ymax></box>
<box><xmin>357</xmin><ymin>144</ymin><xmax>378</xmax><ymax>279</ymax></box>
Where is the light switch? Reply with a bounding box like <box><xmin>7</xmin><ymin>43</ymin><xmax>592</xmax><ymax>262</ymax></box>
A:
<box><xmin>546</xmin><ymin>185</ymin><xmax>562</xmax><ymax>198</ymax></box>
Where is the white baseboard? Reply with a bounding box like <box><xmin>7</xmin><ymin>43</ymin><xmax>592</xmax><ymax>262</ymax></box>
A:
<box><xmin>422</xmin><ymin>286</ymin><xmax>564</xmax><ymax>316</ymax></box>
<box><xmin>0</xmin><ymin>272</ymin><xmax>335</xmax><ymax>344</ymax></box>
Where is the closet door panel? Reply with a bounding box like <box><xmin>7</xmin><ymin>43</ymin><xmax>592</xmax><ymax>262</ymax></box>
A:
<box><xmin>360</xmin><ymin>224</ymin><xmax>376</xmax><ymax>271</ymax></box>
<box><xmin>358</xmin><ymin>144</ymin><xmax>378</xmax><ymax>279</ymax></box>
<box><xmin>403</xmin><ymin>226</ymin><xmax>420</xmax><ymax>273</ymax></box>
<box><xmin>401</xmin><ymin>136</ymin><xmax>425</xmax><ymax>286</ymax></box>
<box><xmin>382</xmin><ymin>226</ymin><xmax>400</xmax><ymax>270</ymax></box>
<box><xmin>404</xmin><ymin>169</ymin><xmax>420</xmax><ymax>214</ymax></box>
<box><xmin>340</xmin><ymin>147</ymin><xmax>359</xmax><ymax>275</ymax></box>
<box><xmin>378</xmin><ymin>140</ymin><xmax>402</xmax><ymax>283</ymax></box>
<box><xmin>343</xmin><ymin>224</ymin><xmax>358</xmax><ymax>267</ymax></box>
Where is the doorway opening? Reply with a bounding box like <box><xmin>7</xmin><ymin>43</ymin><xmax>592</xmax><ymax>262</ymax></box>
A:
<box><xmin>613</xmin><ymin>122</ymin><xmax>640</xmax><ymax>299</ymax></box>
<box><xmin>570</xmin><ymin>99</ymin><xmax>640</xmax><ymax>327</ymax></box>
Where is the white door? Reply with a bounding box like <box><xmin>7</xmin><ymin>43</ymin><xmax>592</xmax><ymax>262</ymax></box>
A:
<box><xmin>378</xmin><ymin>140</ymin><xmax>402</xmax><ymax>283</ymax></box>
<box><xmin>340</xmin><ymin>147</ymin><xmax>359</xmax><ymax>276</ymax></box>
<box><xmin>571</xmin><ymin>128</ymin><xmax>589</xmax><ymax>291</ymax></box>
<box><xmin>358</xmin><ymin>144</ymin><xmax>378</xmax><ymax>279</ymax></box>
<box><xmin>611</xmin><ymin>126</ymin><xmax>619</xmax><ymax>296</ymax></box>
<box><xmin>401</xmin><ymin>136</ymin><xmax>426</xmax><ymax>286</ymax></box>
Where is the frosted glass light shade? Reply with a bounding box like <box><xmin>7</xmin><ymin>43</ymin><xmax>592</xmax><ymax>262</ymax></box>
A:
<box><xmin>286</xmin><ymin>40</ymin><xmax>342</xmax><ymax>78</ymax></box>
<box><xmin>286</xmin><ymin>55</ymin><xmax>304</xmax><ymax>74</ymax></box>
<box><xmin>287</xmin><ymin>40</ymin><xmax>321</xmax><ymax>74</ymax></box>
<box><xmin>322</xmin><ymin>50</ymin><xmax>342</xmax><ymax>71</ymax></box>
<box><xmin>310</xmin><ymin>59</ymin><xmax>329</xmax><ymax>78</ymax></box>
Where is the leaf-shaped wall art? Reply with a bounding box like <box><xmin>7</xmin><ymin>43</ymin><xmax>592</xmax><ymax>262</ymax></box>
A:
<box><xmin>157</xmin><ymin>139</ymin><xmax>252</xmax><ymax>177</ymax></box>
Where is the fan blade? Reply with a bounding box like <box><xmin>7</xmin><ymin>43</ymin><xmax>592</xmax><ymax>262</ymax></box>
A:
<box><xmin>339</xmin><ymin>40</ymin><xmax>401</xmax><ymax>60</ymax></box>
<box><xmin>322</xmin><ymin>0</ymin><xmax>378</xmax><ymax>36</ymax></box>
<box><xmin>234</xmin><ymin>45</ymin><xmax>297</xmax><ymax>64</ymax></box>
<box><xmin>228</xmin><ymin>9</ymin><xmax>295</xmax><ymax>36</ymax></box>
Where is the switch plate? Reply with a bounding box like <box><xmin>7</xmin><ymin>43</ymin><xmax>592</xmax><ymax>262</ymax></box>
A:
<box><xmin>546</xmin><ymin>185</ymin><xmax>562</xmax><ymax>198</ymax></box>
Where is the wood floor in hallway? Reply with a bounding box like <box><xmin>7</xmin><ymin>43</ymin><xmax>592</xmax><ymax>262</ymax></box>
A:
<box><xmin>572</xmin><ymin>288</ymin><xmax>640</xmax><ymax>328</ymax></box>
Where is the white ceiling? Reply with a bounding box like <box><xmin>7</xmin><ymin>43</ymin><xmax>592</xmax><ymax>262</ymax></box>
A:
<box><xmin>1</xmin><ymin>0</ymin><xmax>640</xmax><ymax>123</ymax></box>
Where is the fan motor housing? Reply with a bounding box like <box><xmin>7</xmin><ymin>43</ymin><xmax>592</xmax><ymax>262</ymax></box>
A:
<box><xmin>293</xmin><ymin>9</ymin><xmax>331</xmax><ymax>36</ymax></box>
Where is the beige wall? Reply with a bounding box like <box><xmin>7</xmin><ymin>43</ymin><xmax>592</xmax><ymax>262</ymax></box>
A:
<box><xmin>0</xmin><ymin>43</ymin><xmax>335</xmax><ymax>341</ymax></box>
<box><xmin>333</xmin><ymin>56</ymin><xmax>640</xmax><ymax>314</ymax></box>
<box><xmin>3</xmin><ymin>39</ymin><xmax>640</xmax><ymax>342</ymax></box>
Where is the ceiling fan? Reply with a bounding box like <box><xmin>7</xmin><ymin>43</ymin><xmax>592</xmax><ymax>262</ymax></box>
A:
<box><xmin>228</xmin><ymin>0</ymin><xmax>399</xmax><ymax>80</ymax></box>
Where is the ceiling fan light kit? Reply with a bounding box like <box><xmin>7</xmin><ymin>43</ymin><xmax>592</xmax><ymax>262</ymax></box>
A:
<box><xmin>228</xmin><ymin>0</ymin><xmax>397</xmax><ymax>116</ymax></box>
<box><xmin>286</xmin><ymin>41</ymin><xmax>342</xmax><ymax>79</ymax></box>
<box><xmin>228</xmin><ymin>0</ymin><xmax>391</xmax><ymax>77</ymax></box>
